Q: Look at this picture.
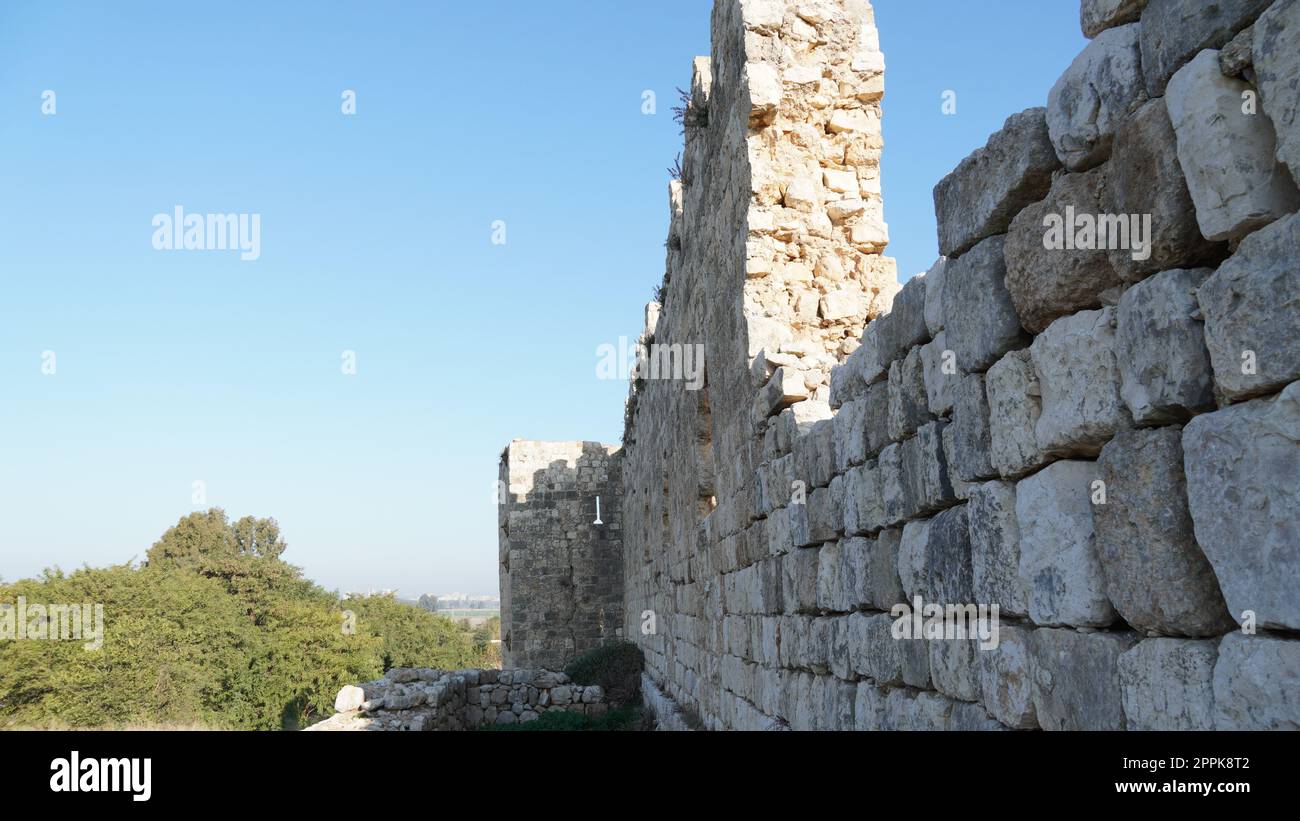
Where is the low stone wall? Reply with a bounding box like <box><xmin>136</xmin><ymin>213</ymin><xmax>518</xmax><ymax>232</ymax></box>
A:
<box><xmin>306</xmin><ymin>668</ymin><xmax>607</xmax><ymax>731</ymax></box>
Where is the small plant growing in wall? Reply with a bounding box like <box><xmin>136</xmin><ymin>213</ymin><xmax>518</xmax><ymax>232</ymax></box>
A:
<box><xmin>672</xmin><ymin>86</ymin><xmax>708</xmax><ymax>133</ymax></box>
<box><xmin>668</xmin><ymin>152</ymin><xmax>690</xmax><ymax>187</ymax></box>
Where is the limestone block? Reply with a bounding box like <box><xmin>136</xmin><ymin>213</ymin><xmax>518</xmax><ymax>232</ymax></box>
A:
<box><xmin>1119</xmin><ymin>638</ymin><xmax>1218</xmax><ymax>730</ymax></box>
<box><xmin>848</xmin><ymin>612</ymin><xmax>903</xmax><ymax>686</ymax></box>
<box><xmin>781</xmin><ymin>546</ymin><xmax>820</xmax><ymax>613</ymax></box>
<box><xmin>943</xmin><ymin>234</ymin><xmax>1028</xmax><ymax>371</ymax></box>
<box><xmin>1047</xmin><ymin>23</ymin><xmax>1146</xmax><ymax>171</ymax></box>
<box><xmin>929</xmin><ymin>635</ymin><xmax>983</xmax><ymax>703</ymax></box>
<box><xmin>967</xmin><ymin>480</ymin><xmax>1029</xmax><ymax>618</ymax></box>
<box><xmin>1017</xmin><ymin>460</ymin><xmax>1117</xmax><ymax>628</ymax></box>
<box><xmin>901</xmin><ymin>421</ymin><xmax>956</xmax><ymax>518</ymax></box>
<box><xmin>808</xmin><ymin>418</ymin><xmax>836</xmax><ymax>488</ymax></box>
<box><xmin>1213</xmin><ymin>633</ymin><xmax>1300</xmax><ymax>730</ymax></box>
<box><xmin>898</xmin><ymin>518</ymin><xmax>931</xmax><ymax>601</ymax></box>
<box><xmin>923</xmin><ymin>257</ymin><xmax>948</xmax><ymax>336</ymax></box>
<box><xmin>862</xmin><ymin>380</ymin><xmax>891</xmax><ymax>458</ymax></box>
<box><xmin>887</xmin><ymin>345</ymin><xmax>934</xmax><ymax>441</ymax></box>
<box><xmin>777</xmin><ymin>399</ymin><xmax>832</xmax><ymax>456</ymax></box>
<box><xmin>900</xmin><ymin>631</ymin><xmax>932</xmax><ymax>690</ymax></box>
<box><xmin>808</xmin><ymin>485</ymin><xmax>841</xmax><ymax>544</ymax></box>
<box><xmin>920</xmin><ymin>331</ymin><xmax>959</xmax><ymax>418</ymax></box>
<box><xmin>865</xmin><ymin>527</ymin><xmax>905</xmax><ymax>611</ymax></box>
<box><xmin>820</xmin><ymin>288</ymin><xmax>866</xmax><ymax>320</ymax></box>
<box><xmin>1220</xmin><ymin>24</ymin><xmax>1256</xmax><ymax>79</ymax></box>
<box><xmin>816</xmin><ymin>540</ymin><xmax>850</xmax><ymax>612</ymax></box>
<box><xmin>1183</xmin><ymin>383</ymin><xmax>1300</xmax><ymax>630</ymax></box>
<box><xmin>334</xmin><ymin>685</ymin><xmax>365</xmax><ymax>713</ymax></box>
<box><xmin>949</xmin><ymin>373</ymin><xmax>996</xmax><ymax>482</ymax></box>
<box><xmin>1081</xmin><ymin>0</ymin><xmax>1146</xmax><ymax>38</ymax></box>
<box><xmin>1140</xmin><ymin>0</ymin><xmax>1273</xmax><ymax>96</ymax></box>
<box><xmin>985</xmin><ymin>349</ymin><xmax>1050</xmax><ymax>479</ymax></box>
<box><xmin>759</xmin><ymin>366</ymin><xmax>812</xmax><ymax>418</ymax></box>
<box><xmin>1115</xmin><ymin>267</ymin><xmax>1216</xmax><ymax>424</ymax></box>
<box><xmin>878</xmin><ymin>442</ymin><xmax>907</xmax><ymax>527</ymax></box>
<box><xmin>854</xmin><ymin>682</ymin><xmax>886</xmax><ymax>731</ymax></box>
<box><xmin>941</xmin><ymin>424</ymin><xmax>972</xmax><ymax>502</ymax></box>
<box><xmin>1106</xmin><ymin>99</ymin><xmax>1225</xmax><ymax>282</ymax></box>
<box><xmin>832</xmin><ymin>396</ymin><xmax>868</xmax><ymax>473</ymax></box>
<box><xmin>979</xmin><ymin>623</ymin><xmax>1038</xmax><ymax>729</ymax></box>
<box><xmin>1030</xmin><ymin>308</ymin><xmax>1132</xmax><ymax>457</ymax></box>
<box><xmin>1197</xmin><ymin>213</ymin><xmax>1300</xmax><ymax>402</ymax></box>
<box><xmin>933</xmin><ymin>108</ymin><xmax>1060</xmax><ymax>257</ymax></box>
<box><xmin>1255</xmin><ymin>0</ymin><xmax>1300</xmax><ymax>185</ymax></box>
<box><xmin>1165</xmin><ymin>50</ymin><xmax>1300</xmax><ymax>242</ymax></box>
<box><xmin>1004</xmin><ymin>168</ymin><xmax>1123</xmax><ymax>333</ymax></box>
<box><xmin>1030</xmin><ymin>628</ymin><xmax>1139</xmax><ymax>731</ymax></box>
<box><xmin>874</xmin><ymin>274</ymin><xmax>929</xmax><ymax>369</ymax></box>
<box><xmin>924</xmin><ymin>504</ymin><xmax>974</xmax><ymax>607</ymax></box>
<box><xmin>1095</xmin><ymin>427</ymin><xmax>1234</xmax><ymax>636</ymax></box>
<box><xmin>855</xmin><ymin>459</ymin><xmax>888</xmax><ymax>535</ymax></box>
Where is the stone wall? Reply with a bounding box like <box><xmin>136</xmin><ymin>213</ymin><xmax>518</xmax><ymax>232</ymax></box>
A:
<box><xmin>498</xmin><ymin>440</ymin><xmax>624</xmax><ymax>670</ymax></box>
<box><xmin>612</xmin><ymin>0</ymin><xmax>1300</xmax><ymax>731</ymax></box>
<box><xmin>307</xmin><ymin>667</ymin><xmax>608</xmax><ymax>731</ymax></box>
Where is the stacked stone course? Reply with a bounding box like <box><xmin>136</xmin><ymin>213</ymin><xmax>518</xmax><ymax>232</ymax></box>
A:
<box><xmin>607</xmin><ymin>0</ymin><xmax>1300</xmax><ymax>731</ymax></box>
<box><xmin>307</xmin><ymin>667</ymin><xmax>608</xmax><ymax>731</ymax></box>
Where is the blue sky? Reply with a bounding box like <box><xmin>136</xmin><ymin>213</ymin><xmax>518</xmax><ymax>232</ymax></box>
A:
<box><xmin>0</xmin><ymin>1</ymin><xmax>1085</xmax><ymax>595</ymax></box>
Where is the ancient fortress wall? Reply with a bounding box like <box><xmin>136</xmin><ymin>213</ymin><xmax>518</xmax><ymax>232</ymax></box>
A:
<box><xmin>497</xmin><ymin>440</ymin><xmax>624</xmax><ymax>670</ymax></box>
<box><xmin>613</xmin><ymin>0</ymin><xmax>1300</xmax><ymax>731</ymax></box>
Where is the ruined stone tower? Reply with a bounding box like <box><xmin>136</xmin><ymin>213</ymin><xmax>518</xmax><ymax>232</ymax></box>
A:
<box><xmin>497</xmin><ymin>440</ymin><xmax>624</xmax><ymax>670</ymax></box>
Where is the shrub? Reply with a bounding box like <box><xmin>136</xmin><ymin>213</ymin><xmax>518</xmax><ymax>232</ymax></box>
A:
<box><xmin>563</xmin><ymin>641</ymin><xmax>644</xmax><ymax>706</ymax></box>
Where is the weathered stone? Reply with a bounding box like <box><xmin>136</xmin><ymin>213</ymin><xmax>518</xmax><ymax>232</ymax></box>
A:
<box><xmin>878</xmin><ymin>442</ymin><xmax>907</xmax><ymax>527</ymax></box>
<box><xmin>1047</xmin><ymin>23</ymin><xmax>1146</xmax><ymax>170</ymax></box>
<box><xmin>900</xmin><ymin>421</ymin><xmax>956</xmax><ymax>518</ymax></box>
<box><xmin>1004</xmin><ymin>168</ymin><xmax>1123</xmax><ymax>333</ymax></box>
<box><xmin>1017</xmin><ymin>460</ymin><xmax>1117</xmax><ymax>628</ymax></box>
<box><xmin>920</xmin><ymin>331</ymin><xmax>959</xmax><ymax>417</ymax></box>
<box><xmin>1119</xmin><ymin>638</ymin><xmax>1218</xmax><ymax>730</ymax></box>
<box><xmin>816</xmin><ymin>540</ymin><xmax>849</xmax><ymax>612</ymax></box>
<box><xmin>897</xmin><ymin>518</ymin><xmax>931</xmax><ymax>602</ymax></box>
<box><xmin>940</xmin><ymin>425</ymin><xmax>971</xmax><ymax>503</ymax></box>
<box><xmin>1095</xmin><ymin>427</ymin><xmax>1234</xmax><ymax>636</ymax></box>
<box><xmin>1256</xmin><ymin>0</ymin><xmax>1300</xmax><ymax>185</ymax></box>
<box><xmin>864</xmin><ymin>528</ymin><xmax>905</xmax><ymax>611</ymax></box>
<box><xmin>924</xmin><ymin>504</ymin><xmax>974</xmax><ymax>607</ymax></box>
<box><xmin>861</xmin><ymin>380</ymin><xmax>891</xmax><ymax>458</ymax></box>
<box><xmin>985</xmin><ymin>349</ymin><xmax>1049</xmax><ymax>479</ymax></box>
<box><xmin>781</xmin><ymin>546</ymin><xmax>820</xmax><ymax>613</ymax></box>
<box><xmin>334</xmin><ymin>685</ymin><xmax>365</xmax><ymax>713</ymax></box>
<box><xmin>887</xmin><ymin>345</ymin><xmax>934</xmax><ymax>441</ymax></box>
<box><xmin>1115</xmin><ymin>267</ymin><xmax>1216</xmax><ymax>424</ymax></box>
<box><xmin>1183</xmin><ymin>383</ymin><xmax>1300</xmax><ymax>630</ymax></box>
<box><xmin>1106</xmin><ymin>99</ymin><xmax>1226</xmax><ymax>282</ymax></box>
<box><xmin>943</xmin><ymin>234</ymin><xmax>1029</xmax><ymax>371</ymax></box>
<box><xmin>923</xmin><ymin>257</ymin><xmax>947</xmax><ymax>336</ymax></box>
<box><xmin>874</xmin><ymin>275</ymin><xmax>929</xmax><ymax>369</ymax></box>
<box><xmin>1030</xmin><ymin>628</ymin><xmax>1139</xmax><ymax>731</ymax></box>
<box><xmin>1031</xmin><ymin>308</ymin><xmax>1132</xmax><ymax>457</ymax></box>
<box><xmin>1165</xmin><ymin>50</ymin><xmax>1300</xmax><ymax>242</ymax></box>
<box><xmin>1140</xmin><ymin>0</ymin><xmax>1273</xmax><ymax>96</ymax></box>
<box><xmin>949</xmin><ymin>373</ymin><xmax>996</xmax><ymax>482</ymax></box>
<box><xmin>929</xmin><ymin>634</ymin><xmax>982</xmax><ymax>703</ymax></box>
<box><xmin>979</xmin><ymin>624</ymin><xmax>1038</xmax><ymax>729</ymax></box>
<box><xmin>848</xmin><ymin>612</ymin><xmax>903</xmax><ymax>686</ymax></box>
<box><xmin>1197</xmin><ymin>213</ymin><xmax>1300</xmax><ymax>402</ymax></box>
<box><xmin>967</xmin><ymin>480</ymin><xmax>1029</xmax><ymax>618</ymax></box>
<box><xmin>832</xmin><ymin>396</ymin><xmax>868</xmax><ymax>472</ymax></box>
<box><xmin>900</xmin><ymin>630</ymin><xmax>932</xmax><ymax>690</ymax></box>
<box><xmin>759</xmin><ymin>366</ymin><xmax>812</xmax><ymax>418</ymax></box>
<box><xmin>1213</xmin><ymin>632</ymin><xmax>1300</xmax><ymax>730</ymax></box>
<box><xmin>933</xmin><ymin>108</ymin><xmax>1059</xmax><ymax>257</ymax></box>
<box><xmin>1220</xmin><ymin>24</ymin><xmax>1255</xmax><ymax>79</ymax></box>
<box><xmin>1081</xmin><ymin>0</ymin><xmax>1146</xmax><ymax>38</ymax></box>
